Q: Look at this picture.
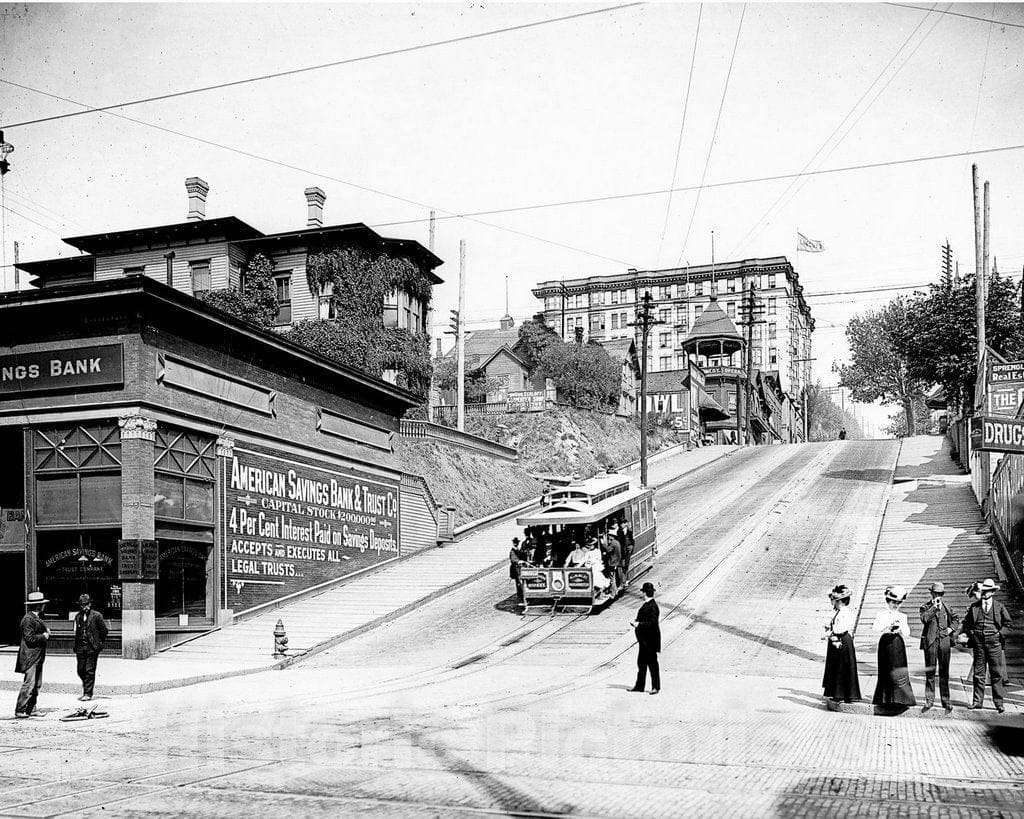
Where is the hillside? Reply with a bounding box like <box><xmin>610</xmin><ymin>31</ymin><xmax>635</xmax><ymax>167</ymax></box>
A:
<box><xmin>397</xmin><ymin>409</ymin><xmax>680</xmax><ymax>525</ymax></box>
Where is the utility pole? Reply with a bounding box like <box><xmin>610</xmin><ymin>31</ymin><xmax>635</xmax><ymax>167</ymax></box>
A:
<box><xmin>628</xmin><ymin>291</ymin><xmax>666</xmax><ymax>487</ymax></box>
<box><xmin>739</xmin><ymin>281</ymin><xmax>764</xmax><ymax>444</ymax></box>
<box><xmin>457</xmin><ymin>239</ymin><xmax>466</xmax><ymax>432</ymax></box>
<box><xmin>941</xmin><ymin>239</ymin><xmax>952</xmax><ymax>287</ymax></box>
<box><xmin>559</xmin><ymin>281</ymin><xmax>569</xmax><ymax>340</ymax></box>
<box><xmin>983</xmin><ymin>181</ymin><xmax>991</xmax><ymax>307</ymax></box>
<box><xmin>13</xmin><ymin>241</ymin><xmax>19</xmax><ymax>291</ymax></box>
<box><xmin>973</xmin><ymin>164</ymin><xmax>985</xmax><ymax>365</ymax></box>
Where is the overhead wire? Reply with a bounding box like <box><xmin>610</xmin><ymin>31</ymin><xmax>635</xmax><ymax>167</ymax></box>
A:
<box><xmin>0</xmin><ymin>4</ymin><xmax>644</xmax><ymax>130</ymax></box>
<box><xmin>654</xmin><ymin>2</ymin><xmax>703</xmax><ymax>267</ymax></box>
<box><xmin>727</xmin><ymin>4</ymin><xmax>939</xmax><ymax>258</ymax></box>
<box><xmin>968</xmin><ymin>3</ymin><xmax>996</xmax><ymax>151</ymax></box>
<box><xmin>676</xmin><ymin>3</ymin><xmax>747</xmax><ymax>265</ymax></box>
<box><xmin>1</xmin><ymin>80</ymin><xmax>634</xmax><ymax>267</ymax></box>
<box><xmin>884</xmin><ymin>3</ymin><xmax>1024</xmax><ymax>30</ymax></box>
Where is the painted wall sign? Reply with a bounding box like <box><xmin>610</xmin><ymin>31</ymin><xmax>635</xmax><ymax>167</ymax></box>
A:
<box><xmin>224</xmin><ymin>449</ymin><xmax>400</xmax><ymax>612</ymax></box>
<box><xmin>990</xmin><ymin>362</ymin><xmax>1024</xmax><ymax>385</ymax></box>
<box><xmin>988</xmin><ymin>384</ymin><xmax>1024</xmax><ymax>418</ymax></box>
<box><xmin>0</xmin><ymin>344</ymin><xmax>123</xmax><ymax>396</ymax></box>
<box><xmin>970</xmin><ymin>415</ymin><xmax>1024</xmax><ymax>454</ymax></box>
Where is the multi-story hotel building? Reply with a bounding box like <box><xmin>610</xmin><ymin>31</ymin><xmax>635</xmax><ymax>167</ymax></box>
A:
<box><xmin>532</xmin><ymin>257</ymin><xmax>814</xmax><ymax>441</ymax></box>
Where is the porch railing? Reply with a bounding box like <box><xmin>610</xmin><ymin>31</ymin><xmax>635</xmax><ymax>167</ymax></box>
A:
<box><xmin>988</xmin><ymin>451</ymin><xmax>1024</xmax><ymax>596</ymax></box>
<box><xmin>399</xmin><ymin>419</ymin><xmax>518</xmax><ymax>461</ymax></box>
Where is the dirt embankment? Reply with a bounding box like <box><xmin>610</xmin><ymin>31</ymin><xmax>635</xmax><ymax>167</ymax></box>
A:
<box><xmin>397</xmin><ymin>409</ymin><xmax>680</xmax><ymax>525</ymax></box>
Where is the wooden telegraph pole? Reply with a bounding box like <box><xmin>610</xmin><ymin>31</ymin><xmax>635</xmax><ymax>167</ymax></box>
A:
<box><xmin>629</xmin><ymin>291</ymin><xmax>665</xmax><ymax>487</ymax></box>
<box><xmin>973</xmin><ymin>164</ymin><xmax>985</xmax><ymax>364</ymax></box>
<box><xmin>456</xmin><ymin>239</ymin><xmax>466</xmax><ymax>432</ymax></box>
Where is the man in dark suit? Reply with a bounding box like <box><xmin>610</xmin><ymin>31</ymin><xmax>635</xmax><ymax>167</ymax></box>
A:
<box><xmin>601</xmin><ymin>533</ymin><xmax>623</xmax><ymax>597</ymax></box>
<box><xmin>919</xmin><ymin>581</ymin><xmax>959</xmax><ymax>712</ymax></box>
<box><xmin>629</xmin><ymin>581</ymin><xmax>661</xmax><ymax>695</ymax></box>
<box><xmin>73</xmin><ymin>594</ymin><xmax>109</xmax><ymax>702</ymax></box>
<box><xmin>15</xmin><ymin>590</ymin><xmax>50</xmax><ymax>718</ymax></box>
<box><xmin>957</xmin><ymin>578</ymin><xmax>1011</xmax><ymax>713</ymax></box>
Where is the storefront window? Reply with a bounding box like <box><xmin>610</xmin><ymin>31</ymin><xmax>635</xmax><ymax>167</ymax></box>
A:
<box><xmin>36</xmin><ymin>475</ymin><xmax>78</xmax><ymax>525</ymax></box>
<box><xmin>36</xmin><ymin>530</ymin><xmax>121</xmax><ymax>620</ymax></box>
<box><xmin>81</xmin><ymin>473</ymin><xmax>122</xmax><ymax>523</ymax></box>
<box><xmin>156</xmin><ymin>542</ymin><xmax>210</xmax><ymax>618</ymax></box>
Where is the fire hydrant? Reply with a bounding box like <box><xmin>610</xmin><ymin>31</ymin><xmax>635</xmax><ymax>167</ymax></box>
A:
<box><xmin>273</xmin><ymin>619</ymin><xmax>288</xmax><ymax>657</ymax></box>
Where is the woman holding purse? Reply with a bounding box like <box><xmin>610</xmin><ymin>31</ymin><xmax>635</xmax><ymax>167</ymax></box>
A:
<box><xmin>822</xmin><ymin>584</ymin><xmax>861</xmax><ymax>703</ymax></box>
<box><xmin>871</xmin><ymin>585</ymin><xmax>916</xmax><ymax>708</ymax></box>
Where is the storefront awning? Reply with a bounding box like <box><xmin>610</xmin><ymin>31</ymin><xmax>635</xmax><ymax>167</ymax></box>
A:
<box><xmin>698</xmin><ymin>393</ymin><xmax>730</xmax><ymax>421</ymax></box>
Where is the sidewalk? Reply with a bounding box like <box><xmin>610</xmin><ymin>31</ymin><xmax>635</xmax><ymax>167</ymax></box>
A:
<box><xmin>0</xmin><ymin>444</ymin><xmax>736</xmax><ymax>696</ymax></box>
<box><xmin>849</xmin><ymin>434</ymin><xmax>1023</xmax><ymax>716</ymax></box>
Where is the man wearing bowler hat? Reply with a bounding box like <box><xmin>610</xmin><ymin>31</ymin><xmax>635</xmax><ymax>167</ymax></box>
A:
<box><xmin>15</xmin><ymin>590</ymin><xmax>50</xmax><ymax>718</ymax></box>
<box><xmin>629</xmin><ymin>581</ymin><xmax>661</xmax><ymax>695</ymax></box>
<box><xmin>958</xmin><ymin>578</ymin><xmax>1011</xmax><ymax>712</ymax></box>
<box><xmin>73</xmin><ymin>594</ymin><xmax>108</xmax><ymax>702</ymax></box>
<box><xmin>919</xmin><ymin>581</ymin><xmax>959</xmax><ymax>712</ymax></box>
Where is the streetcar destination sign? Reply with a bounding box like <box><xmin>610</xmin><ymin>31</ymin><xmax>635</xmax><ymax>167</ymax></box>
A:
<box><xmin>970</xmin><ymin>415</ymin><xmax>1024</xmax><ymax>454</ymax></box>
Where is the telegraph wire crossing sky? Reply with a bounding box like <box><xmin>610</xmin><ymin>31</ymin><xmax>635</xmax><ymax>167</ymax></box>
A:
<box><xmin>0</xmin><ymin>2</ymin><xmax>1022</xmax><ymax>432</ymax></box>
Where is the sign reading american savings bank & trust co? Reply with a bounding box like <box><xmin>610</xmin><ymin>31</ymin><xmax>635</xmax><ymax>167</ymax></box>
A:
<box><xmin>225</xmin><ymin>450</ymin><xmax>400</xmax><ymax>611</ymax></box>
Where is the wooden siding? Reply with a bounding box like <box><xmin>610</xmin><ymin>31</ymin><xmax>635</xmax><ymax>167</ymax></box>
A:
<box><xmin>94</xmin><ymin>243</ymin><xmax>232</xmax><ymax>292</ymax></box>
<box><xmin>400</xmin><ymin>479</ymin><xmax>438</xmax><ymax>555</ymax></box>
<box><xmin>484</xmin><ymin>349</ymin><xmax>528</xmax><ymax>392</ymax></box>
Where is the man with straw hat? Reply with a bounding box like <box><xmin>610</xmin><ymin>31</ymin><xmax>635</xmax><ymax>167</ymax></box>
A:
<box><xmin>14</xmin><ymin>590</ymin><xmax>51</xmax><ymax>718</ymax></box>
<box><xmin>919</xmin><ymin>581</ymin><xmax>959</xmax><ymax>712</ymax></box>
<box><xmin>958</xmin><ymin>578</ymin><xmax>1011</xmax><ymax>712</ymax></box>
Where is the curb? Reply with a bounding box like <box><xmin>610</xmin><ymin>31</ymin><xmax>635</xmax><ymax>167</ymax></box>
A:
<box><xmin>0</xmin><ymin>663</ymin><xmax>273</xmax><ymax>697</ymax></box>
<box><xmin>824</xmin><ymin>697</ymin><xmax>1020</xmax><ymax>721</ymax></box>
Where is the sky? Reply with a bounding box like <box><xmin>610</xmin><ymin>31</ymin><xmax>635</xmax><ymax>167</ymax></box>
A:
<box><xmin>1</xmin><ymin>2</ymin><xmax>1023</xmax><ymax>436</ymax></box>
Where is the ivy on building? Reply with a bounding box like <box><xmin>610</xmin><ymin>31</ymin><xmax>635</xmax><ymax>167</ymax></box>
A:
<box><xmin>287</xmin><ymin>245</ymin><xmax>434</xmax><ymax>397</ymax></box>
<box><xmin>199</xmin><ymin>253</ymin><xmax>279</xmax><ymax>328</ymax></box>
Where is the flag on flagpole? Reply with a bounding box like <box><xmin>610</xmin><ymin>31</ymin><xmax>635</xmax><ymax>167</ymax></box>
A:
<box><xmin>797</xmin><ymin>232</ymin><xmax>825</xmax><ymax>253</ymax></box>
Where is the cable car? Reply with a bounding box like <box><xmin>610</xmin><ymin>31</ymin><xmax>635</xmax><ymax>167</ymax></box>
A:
<box><xmin>515</xmin><ymin>472</ymin><xmax>657</xmax><ymax>614</ymax></box>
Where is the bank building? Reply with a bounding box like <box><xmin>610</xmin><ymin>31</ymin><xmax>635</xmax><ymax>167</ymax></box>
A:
<box><xmin>1</xmin><ymin>179</ymin><xmax>442</xmax><ymax>659</ymax></box>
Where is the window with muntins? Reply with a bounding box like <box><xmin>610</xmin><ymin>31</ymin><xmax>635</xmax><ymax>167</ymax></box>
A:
<box><xmin>274</xmin><ymin>273</ymin><xmax>292</xmax><ymax>325</ymax></box>
<box><xmin>33</xmin><ymin>423</ymin><xmax>122</xmax><ymax>527</ymax></box>
<box><xmin>153</xmin><ymin>427</ymin><xmax>216</xmax><ymax>524</ymax></box>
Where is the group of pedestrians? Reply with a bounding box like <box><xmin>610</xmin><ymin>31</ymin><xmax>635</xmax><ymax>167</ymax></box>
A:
<box><xmin>14</xmin><ymin>590</ymin><xmax>109</xmax><ymax>718</ymax></box>
<box><xmin>822</xmin><ymin>578</ymin><xmax>1011</xmax><ymax>713</ymax></box>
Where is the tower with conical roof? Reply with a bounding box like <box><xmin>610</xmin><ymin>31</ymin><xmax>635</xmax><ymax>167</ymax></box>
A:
<box><xmin>681</xmin><ymin>295</ymin><xmax>746</xmax><ymax>442</ymax></box>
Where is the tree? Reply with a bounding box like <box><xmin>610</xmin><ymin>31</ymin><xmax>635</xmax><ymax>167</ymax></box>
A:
<box><xmin>539</xmin><ymin>339</ymin><xmax>620</xmax><ymax>410</ymax></box>
<box><xmin>516</xmin><ymin>316</ymin><xmax>561</xmax><ymax>376</ymax></box>
<box><xmin>884</xmin><ymin>396</ymin><xmax>936</xmax><ymax>438</ymax></box>
<box><xmin>199</xmin><ymin>253</ymin><xmax>279</xmax><ymax>328</ymax></box>
<box><xmin>899</xmin><ymin>271</ymin><xmax>1024</xmax><ymax>413</ymax></box>
<box><xmin>432</xmin><ymin>354</ymin><xmax>501</xmax><ymax>403</ymax></box>
<box><xmin>838</xmin><ymin>299</ymin><xmax>926</xmax><ymax>435</ymax></box>
<box><xmin>805</xmin><ymin>380</ymin><xmax>863</xmax><ymax>441</ymax></box>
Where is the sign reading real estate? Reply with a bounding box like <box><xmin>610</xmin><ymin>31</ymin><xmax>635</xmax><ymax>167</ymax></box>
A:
<box><xmin>970</xmin><ymin>415</ymin><xmax>1024</xmax><ymax>454</ymax></box>
<box><xmin>224</xmin><ymin>449</ymin><xmax>400</xmax><ymax>611</ymax></box>
<box><xmin>0</xmin><ymin>344</ymin><xmax>123</xmax><ymax>395</ymax></box>
<box><xmin>990</xmin><ymin>361</ymin><xmax>1024</xmax><ymax>385</ymax></box>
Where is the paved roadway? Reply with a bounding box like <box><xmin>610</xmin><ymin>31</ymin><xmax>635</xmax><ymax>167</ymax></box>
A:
<box><xmin>2</xmin><ymin>440</ymin><xmax>1022</xmax><ymax>818</ymax></box>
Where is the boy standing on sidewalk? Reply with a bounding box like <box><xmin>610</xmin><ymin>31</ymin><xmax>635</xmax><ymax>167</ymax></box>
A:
<box><xmin>74</xmin><ymin>594</ymin><xmax>109</xmax><ymax>702</ymax></box>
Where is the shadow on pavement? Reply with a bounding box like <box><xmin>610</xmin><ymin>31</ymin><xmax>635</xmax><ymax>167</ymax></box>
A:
<box><xmin>408</xmin><ymin>729</ymin><xmax>576</xmax><ymax>816</ymax></box>
<box><xmin>987</xmin><ymin>724</ymin><xmax>1024</xmax><ymax>756</ymax></box>
<box><xmin>777</xmin><ymin>687</ymin><xmax>828</xmax><ymax>712</ymax></box>
<box><xmin>773</xmin><ymin>774</ymin><xmax>1024</xmax><ymax>817</ymax></box>
<box><xmin>822</xmin><ymin>468</ymin><xmax>893</xmax><ymax>484</ymax></box>
<box><xmin>677</xmin><ymin>609</ymin><xmax>823</xmax><ymax>664</ymax></box>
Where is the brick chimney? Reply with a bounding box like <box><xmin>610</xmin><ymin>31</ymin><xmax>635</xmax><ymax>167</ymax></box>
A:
<box><xmin>304</xmin><ymin>187</ymin><xmax>326</xmax><ymax>227</ymax></box>
<box><xmin>185</xmin><ymin>177</ymin><xmax>209</xmax><ymax>221</ymax></box>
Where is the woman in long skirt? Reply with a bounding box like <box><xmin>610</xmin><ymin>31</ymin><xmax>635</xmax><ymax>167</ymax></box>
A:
<box><xmin>822</xmin><ymin>584</ymin><xmax>861</xmax><ymax>702</ymax></box>
<box><xmin>872</xmin><ymin>585</ymin><xmax>916</xmax><ymax>707</ymax></box>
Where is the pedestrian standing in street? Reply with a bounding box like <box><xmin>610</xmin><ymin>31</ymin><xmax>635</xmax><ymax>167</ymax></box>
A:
<box><xmin>629</xmin><ymin>581</ymin><xmax>660</xmax><ymax>695</ymax></box>
<box><xmin>15</xmin><ymin>590</ymin><xmax>50</xmax><ymax>719</ymax></box>
<box><xmin>821</xmin><ymin>584</ymin><xmax>861</xmax><ymax>703</ymax></box>
<box><xmin>73</xmin><ymin>593</ymin><xmax>108</xmax><ymax>701</ymax></box>
<box><xmin>871</xmin><ymin>585</ymin><xmax>916</xmax><ymax>708</ymax></box>
<box><xmin>958</xmin><ymin>578</ymin><xmax>1010</xmax><ymax>713</ymax></box>
<box><xmin>919</xmin><ymin>581</ymin><xmax>959</xmax><ymax>712</ymax></box>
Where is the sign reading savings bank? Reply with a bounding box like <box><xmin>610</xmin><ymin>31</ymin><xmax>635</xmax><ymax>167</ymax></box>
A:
<box><xmin>224</xmin><ymin>450</ymin><xmax>400</xmax><ymax>611</ymax></box>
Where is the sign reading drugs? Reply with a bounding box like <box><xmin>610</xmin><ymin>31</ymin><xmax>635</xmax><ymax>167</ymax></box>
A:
<box><xmin>223</xmin><ymin>449</ymin><xmax>400</xmax><ymax>611</ymax></box>
<box><xmin>0</xmin><ymin>344</ymin><xmax>123</xmax><ymax>395</ymax></box>
<box><xmin>970</xmin><ymin>415</ymin><xmax>1024</xmax><ymax>454</ymax></box>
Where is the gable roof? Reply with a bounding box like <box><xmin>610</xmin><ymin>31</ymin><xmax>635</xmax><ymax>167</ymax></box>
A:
<box><xmin>646</xmin><ymin>369</ymin><xmax>689</xmax><ymax>394</ymax></box>
<box><xmin>464</xmin><ymin>326</ymin><xmax>522</xmax><ymax>362</ymax></box>
<box><xmin>684</xmin><ymin>296</ymin><xmax>742</xmax><ymax>343</ymax></box>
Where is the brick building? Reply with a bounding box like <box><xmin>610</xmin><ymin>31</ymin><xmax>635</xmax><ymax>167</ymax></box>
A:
<box><xmin>532</xmin><ymin>258</ymin><xmax>813</xmax><ymax>442</ymax></box>
<box><xmin>2</xmin><ymin>183</ymin><xmax>444</xmax><ymax>659</ymax></box>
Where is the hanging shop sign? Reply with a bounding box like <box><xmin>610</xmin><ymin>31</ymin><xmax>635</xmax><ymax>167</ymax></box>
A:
<box><xmin>224</xmin><ymin>449</ymin><xmax>400</xmax><ymax>611</ymax></box>
<box><xmin>970</xmin><ymin>415</ymin><xmax>1024</xmax><ymax>454</ymax></box>
<box><xmin>118</xmin><ymin>539</ymin><xmax>160</xmax><ymax>581</ymax></box>
<box><xmin>988</xmin><ymin>385</ymin><xmax>1024</xmax><ymax>418</ymax></box>
<box><xmin>0</xmin><ymin>344</ymin><xmax>123</xmax><ymax>396</ymax></box>
<box><xmin>990</xmin><ymin>361</ymin><xmax>1024</xmax><ymax>385</ymax></box>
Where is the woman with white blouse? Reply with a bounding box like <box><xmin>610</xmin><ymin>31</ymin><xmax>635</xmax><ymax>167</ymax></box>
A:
<box><xmin>871</xmin><ymin>585</ymin><xmax>917</xmax><ymax>707</ymax></box>
<box><xmin>822</xmin><ymin>584</ymin><xmax>861</xmax><ymax>702</ymax></box>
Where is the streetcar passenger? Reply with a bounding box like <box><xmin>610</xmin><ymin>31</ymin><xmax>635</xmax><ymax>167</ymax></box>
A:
<box><xmin>566</xmin><ymin>541</ymin><xmax>588</xmax><ymax>567</ymax></box>
<box><xmin>585</xmin><ymin>540</ymin><xmax>611</xmax><ymax>591</ymax></box>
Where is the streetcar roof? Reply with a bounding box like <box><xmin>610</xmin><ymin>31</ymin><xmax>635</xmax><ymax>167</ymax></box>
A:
<box><xmin>516</xmin><ymin>482</ymin><xmax>651</xmax><ymax>527</ymax></box>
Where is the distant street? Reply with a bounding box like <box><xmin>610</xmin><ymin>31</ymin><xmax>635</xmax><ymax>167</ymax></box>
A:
<box><xmin>2</xmin><ymin>440</ymin><xmax>1021</xmax><ymax>818</ymax></box>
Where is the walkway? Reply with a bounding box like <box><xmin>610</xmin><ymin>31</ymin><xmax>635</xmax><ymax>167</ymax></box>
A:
<box><xmin>1</xmin><ymin>443</ymin><xmax>736</xmax><ymax>695</ymax></box>
<box><xmin>854</xmin><ymin>434</ymin><xmax>1022</xmax><ymax>711</ymax></box>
